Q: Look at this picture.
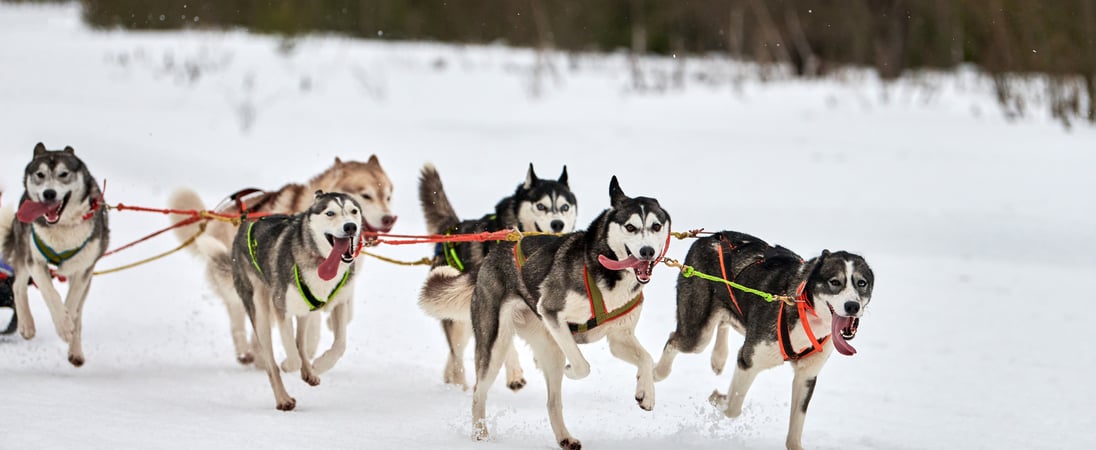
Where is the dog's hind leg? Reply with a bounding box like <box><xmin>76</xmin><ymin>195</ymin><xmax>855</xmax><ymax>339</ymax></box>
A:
<box><xmin>654</xmin><ymin>311</ymin><xmax>727</xmax><ymax>381</ymax></box>
<box><xmin>441</xmin><ymin>318</ymin><xmax>471</xmax><ymax>389</ymax></box>
<box><xmin>786</xmin><ymin>350</ymin><xmax>831</xmax><ymax>450</ymax></box>
<box><xmin>312</xmin><ymin>301</ymin><xmax>348</xmax><ymax>374</ymax></box>
<box><xmin>712</xmin><ymin>342</ymin><xmax>782</xmax><ymax>418</ymax></box>
<box><xmin>212</xmin><ymin>275</ymin><xmax>253</xmax><ymax>365</ymax></box>
<box><xmin>62</xmin><ymin>271</ymin><xmax>94</xmax><ymax>367</ymax></box>
<box><xmin>26</xmin><ymin>264</ymin><xmax>73</xmax><ymax>343</ymax></box>
<box><xmin>11</xmin><ymin>269</ymin><xmax>36</xmax><ymax>340</ymax></box>
<box><xmin>519</xmin><ymin>321</ymin><xmax>579</xmax><ymax>449</ymax></box>
<box><xmin>278</xmin><ymin>316</ymin><xmax>301</xmax><ymax>373</ymax></box>
<box><xmin>253</xmin><ymin>297</ymin><xmax>296</xmax><ymax>411</ymax></box>
<box><xmin>608</xmin><ymin>327</ymin><xmax>657</xmax><ymax>411</ymax></box>
<box><xmin>295</xmin><ymin>313</ymin><xmax>320</xmax><ymax>386</ymax></box>
<box><xmin>471</xmin><ymin>321</ymin><xmax>512</xmax><ymax>442</ymax></box>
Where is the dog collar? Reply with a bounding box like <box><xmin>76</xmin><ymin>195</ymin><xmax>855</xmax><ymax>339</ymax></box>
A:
<box><xmin>513</xmin><ymin>239</ymin><xmax>643</xmax><ymax>334</ymax></box>
<box><xmin>31</xmin><ymin>225</ymin><xmax>93</xmax><ymax>268</ymax></box>
<box><xmin>293</xmin><ymin>264</ymin><xmax>351</xmax><ymax>311</ymax></box>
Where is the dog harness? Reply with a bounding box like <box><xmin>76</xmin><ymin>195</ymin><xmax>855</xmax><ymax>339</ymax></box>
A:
<box><xmin>245</xmin><ymin>219</ymin><xmax>350</xmax><ymax>312</ymax></box>
<box><xmin>434</xmin><ymin>214</ymin><xmax>500</xmax><ymax>272</ymax></box>
<box><xmin>777</xmin><ymin>282</ymin><xmax>830</xmax><ymax>361</ymax></box>
<box><xmin>513</xmin><ymin>240</ymin><xmax>643</xmax><ymax>334</ymax></box>
<box><xmin>31</xmin><ymin>226</ymin><xmax>94</xmax><ymax>268</ymax></box>
<box><xmin>715</xmin><ymin>235</ymin><xmax>827</xmax><ymax>361</ymax></box>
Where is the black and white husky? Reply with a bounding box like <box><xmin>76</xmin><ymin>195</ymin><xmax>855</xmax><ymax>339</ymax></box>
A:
<box><xmin>417</xmin><ymin>163</ymin><xmax>577</xmax><ymax>390</ymax></box>
<box><xmin>0</xmin><ymin>143</ymin><xmax>109</xmax><ymax>367</ymax></box>
<box><xmin>198</xmin><ymin>191</ymin><xmax>363</xmax><ymax>411</ymax></box>
<box><xmin>424</xmin><ymin>176</ymin><xmax>670</xmax><ymax>449</ymax></box>
<box><xmin>652</xmin><ymin>231</ymin><xmax>874</xmax><ymax>450</ymax></box>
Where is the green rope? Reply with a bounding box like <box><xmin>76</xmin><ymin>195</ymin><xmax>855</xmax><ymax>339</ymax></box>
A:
<box><xmin>676</xmin><ymin>262</ymin><xmax>779</xmax><ymax>303</ymax></box>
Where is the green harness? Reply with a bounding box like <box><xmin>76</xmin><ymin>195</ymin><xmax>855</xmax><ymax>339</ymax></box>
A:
<box><xmin>513</xmin><ymin>240</ymin><xmax>644</xmax><ymax>334</ymax></box>
<box><xmin>32</xmin><ymin>226</ymin><xmax>93</xmax><ymax>267</ymax></box>
<box><xmin>247</xmin><ymin>221</ymin><xmax>351</xmax><ymax>312</ymax></box>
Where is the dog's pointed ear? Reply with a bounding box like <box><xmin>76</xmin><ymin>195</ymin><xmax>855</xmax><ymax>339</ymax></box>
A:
<box><xmin>558</xmin><ymin>166</ymin><xmax>569</xmax><ymax>186</ymax></box>
<box><xmin>609</xmin><ymin>176</ymin><xmax>627</xmax><ymax>208</ymax></box>
<box><xmin>334</xmin><ymin>156</ymin><xmax>343</xmax><ymax>165</ymax></box>
<box><xmin>367</xmin><ymin>154</ymin><xmax>380</xmax><ymax>165</ymax></box>
<box><xmin>314</xmin><ymin>189</ymin><xmax>324</xmax><ymax>198</ymax></box>
<box><xmin>523</xmin><ymin>163</ymin><xmax>538</xmax><ymax>190</ymax></box>
<box><xmin>63</xmin><ymin>146</ymin><xmax>75</xmax><ymax>154</ymax></box>
<box><xmin>33</xmin><ymin>142</ymin><xmax>47</xmax><ymax>156</ymax></box>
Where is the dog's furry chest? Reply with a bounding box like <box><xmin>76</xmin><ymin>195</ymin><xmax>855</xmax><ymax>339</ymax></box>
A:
<box><xmin>555</xmin><ymin>278</ymin><xmax>643</xmax><ymax>341</ymax></box>
<box><xmin>25</xmin><ymin>221</ymin><xmax>102</xmax><ymax>275</ymax></box>
<box><xmin>279</xmin><ymin>266</ymin><xmax>353</xmax><ymax>317</ymax></box>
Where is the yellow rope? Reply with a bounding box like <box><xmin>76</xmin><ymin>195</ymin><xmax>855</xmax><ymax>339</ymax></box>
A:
<box><xmin>92</xmin><ymin>224</ymin><xmax>205</xmax><ymax>276</ymax></box>
<box><xmin>359</xmin><ymin>250</ymin><xmax>434</xmax><ymax>267</ymax></box>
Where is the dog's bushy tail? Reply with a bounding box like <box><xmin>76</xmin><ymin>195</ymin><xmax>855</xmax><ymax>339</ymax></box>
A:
<box><xmin>418</xmin><ymin>266</ymin><xmax>474</xmax><ymax>321</ymax></box>
<box><xmin>167</xmin><ymin>188</ymin><xmax>208</xmax><ymax>257</ymax></box>
<box><xmin>419</xmin><ymin>164</ymin><xmax>460</xmax><ymax>235</ymax></box>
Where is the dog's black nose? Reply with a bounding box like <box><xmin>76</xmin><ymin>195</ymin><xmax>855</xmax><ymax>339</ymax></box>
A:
<box><xmin>844</xmin><ymin>301</ymin><xmax>860</xmax><ymax>315</ymax></box>
<box><xmin>638</xmin><ymin>246</ymin><xmax>655</xmax><ymax>259</ymax></box>
<box><xmin>380</xmin><ymin>215</ymin><xmax>397</xmax><ymax>228</ymax></box>
<box><xmin>42</xmin><ymin>189</ymin><xmax>57</xmax><ymax>202</ymax></box>
<box><xmin>550</xmin><ymin>220</ymin><xmax>565</xmax><ymax>233</ymax></box>
<box><xmin>343</xmin><ymin>223</ymin><xmax>358</xmax><ymax>235</ymax></box>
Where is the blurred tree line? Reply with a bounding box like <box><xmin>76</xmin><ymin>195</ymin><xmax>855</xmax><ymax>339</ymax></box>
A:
<box><xmin>78</xmin><ymin>0</ymin><xmax>1096</xmax><ymax>125</ymax></box>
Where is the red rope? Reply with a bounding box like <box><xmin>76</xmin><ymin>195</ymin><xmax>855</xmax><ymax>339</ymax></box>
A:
<box><xmin>361</xmin><ymin>229</ymin><xmax>518</xmax><ymax>246</ymax></box>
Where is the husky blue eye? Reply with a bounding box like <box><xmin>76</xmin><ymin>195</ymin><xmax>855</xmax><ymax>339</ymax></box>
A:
<box><xmin>536</xmin><ymin>204</ymin><xmax>547</xmax><ymax>211</ymax></box>
<box><xmin>326</xmin><ymin>211</ymin><xmax>335</xmax><ymax>217</ymax></box>
<box><xmin>857</xmin><ymin>280</ymin><xmax>867</xmax><ymax>288</ymax></box>
<box><xmin>560</xmin><ymin>204</ymin><xmax>570</xmax><ymax>212</ymax></box>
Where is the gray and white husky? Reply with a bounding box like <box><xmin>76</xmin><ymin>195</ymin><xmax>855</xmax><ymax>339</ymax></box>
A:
<box><xmin>420</xmin><ymin>176</ymin><xmax>669</xmax><ymax>449</ymax></box>
<box><xmin>652</xmin><ymin>231</ymin><xmax>874</xmax><ymax>450</ymax></box>
<box><xmin>418</xmin><ymin>163</ymin><xmax>577</xmax><ymax>390</ymax></box>
<box><xmin>0</xmin><ymin>143</ymin><xmax>109</xmax><ymax>367</ymax></box>
<box><xmin>197</xmin><ymin>191</ymin><xmax>363</xmax><ymax>411</ymax></box>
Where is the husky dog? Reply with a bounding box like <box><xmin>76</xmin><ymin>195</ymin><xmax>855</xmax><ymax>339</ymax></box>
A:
<box><xmin>430</xmin><ymin>176</ymin><xmax>669</xmax><ymax>449</ymax></box>
<box><xmin>0</xmin><ymin>143</ymin><xmax>109</xmax><ymax>366</ymax></box>
<box><xmin>652</xmin><ymin>231</ymin><xmax>874</xmax><ymax>450</ymax></box>
<box><xmin>418</xmin><ymin>163</ymin><xmax>577</xmax><ymax>390</ymax></box>
<box><xmin>198</xmin><ymin>191</ymin><xmax>364</xmax><ymax>411</ymax></box>
<box><xmin>169</xmin><ymin>155</ymin><xmax>396</xmax><ymax>366</ymax></box>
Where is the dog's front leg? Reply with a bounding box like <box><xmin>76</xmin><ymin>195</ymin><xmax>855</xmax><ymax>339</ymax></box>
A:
<box><xmin>62</xmin><ymin>270</ymin><xmax>94</xmax><ymax>367</ymax></box>
<box><xmin>607</xmin><ymin>326</ymin><xmax>656</xmax><ymax>411</ymax></box>
<box><xmin>786</xmin><ymin>350</ymin><xmax>830</xmax><ymax>450</ymax></box>
<box><xmin>312</xmin><ymin>301</ymin><xmax>348</xmax><ymax>374</ymax></box>
<box><xmin>295</xmin><ymin>312</ymin><xmax>320</xmax><ymax>386</ymax></box>
<box><xmin>26</xmin><ymin>264</ymin><xmax>73</xmax><ymax>343</ymax></box>
<box><xmin>11</xmin><ymin>269</ymin><xmax>37</xmax><ymax>340</ymax></box>
<box><xmin>537</xmin><ymin>303</ymin><xmax>590</xmax><ymax>380</ymax></box>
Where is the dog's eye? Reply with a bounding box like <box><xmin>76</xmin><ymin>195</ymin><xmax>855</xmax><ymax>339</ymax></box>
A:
<box><xmin>829</xmin><ymin>278</ymin><xmax>842</xmax><ymax>287</ymax></box>
<box><xmin>36</xmin><ymin>172</ymin><xmax>45</xmax><ymax>179</ymax></box>
<box><xmin>58</xmin><ymin>172</ymin><xmax>69</xmax><ymax>178</ymax></box>
<box><xmin>624</xmin><ymin>224</ymin><xmax>637</xmax><ymax>233</ymax></box>
<box><xmin>351</xmin><ymin>209</ymin><xmax>359</xmax><ymax>215</ymax></box>
<box><xmin>535</xmin><ymin>204</ymin><xmax>547</xmax><ymax>211</ymax></box>
<box><xmin>361</xmin><ymin>193</ymin><xmax>373</xmax><ymax>201</ymax></box>
<box><xmin>856</xmin><ymin>279</ymin><xmax>867</xmax><ymax>288</ymax></box>
<box><xmin>560</xmin><ymin>204</ymin><xmax>570</xmax><ymax>212</ymax></box>
<box><xmin>326</xmin><ymin>211</ymin><xmax>336</xmax><ymax>217</ymax></box>
<box><xmin>651</xmin><ymin>223</ymin><xmax>662</xmax><ymax>232</ymax></box>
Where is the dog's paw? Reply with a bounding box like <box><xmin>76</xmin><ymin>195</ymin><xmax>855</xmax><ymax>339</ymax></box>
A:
<box><xmin>280</xmin><ymin>357</ymin><xmax>301</xmax><ymax>373</ymax></box>
<box><xmin>559</xmin><ymin>437</ymin><xmax>582</xmax><ymax>450</ymax></box>
<box><xmin>708</xmin><ymin>390</ymin><xmax>728</xmax><ymax>408</ymax></box>
<box><xmin>636</xmin><ymin>389</ymin><xmax>655</xmax><ymax>411</ymax></box>
<box><xmin>55</xmin><ymin>316</ymin><xmax>75</xmax><ymax>343</ymax></box>
<box><xmin>276</xmin><ymin>397</ymin><xmax>297</xmax><ymax>411</ymax></box>
<box><xmin>507</xmin><ymin>377</ymin><xmax>527</xmax><ymax>392</ymax></box>
<box><xmin>237</xmin><ymin>352</ymin><xmax>255</xmax><ymax>365</ymax></box>
<box><xmin>472</xmin><ymin>421</ymin><xmax>490</xmax><ymax>441</ymax></box>
<box><xmin>18</xmin><ymin>322</ymin><xmax>35</xmax><ymax>340</ymax></box>
<box><xmin>68</xmin><ymin>352</ymin><xmax>85</xmax><ymax>367</ymax></box>
<box><xmin>301</xmin><ymin>371</ymin><xmax>321</xmax><ymax>387</ymax></box>
<box><xmin>564</xmin><ymin>362</ymin><xmax>590</xmax><ymax>380</ymax></box>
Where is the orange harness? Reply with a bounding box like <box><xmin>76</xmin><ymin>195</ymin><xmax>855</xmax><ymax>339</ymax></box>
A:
<box><xmin>777</xmin><ymin>281</ymin><xmax>830</xmax><ymax>361</ymax></box>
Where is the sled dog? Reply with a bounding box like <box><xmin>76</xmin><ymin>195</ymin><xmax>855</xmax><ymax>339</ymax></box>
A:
<box><xmin>652</xmin><ymin>231</ymin><xmax>874</xmax><ymax>450</ymax></box>
<box><xmin>199</xmin><ymin>191</ymin><xmax>363</xmax><ymax>410</ymax></box>
<box><xmin>0</xmin><ymin>143</ymin><xmax>109</xmax><ymax>366</ymax></box>
<box><xmin>418</xmin><ymin>163</ymin><xmax>577</xmax><ymax>390</ymax></box>
<box><xmin>170</xmin><ymin>156</ymin><xmax>395</xmax><ymax>366</ymax></box>
<box><xmin>426</xmin><ymin>176</ymin><xmax>669</xmax><ymax>449</ymax></box>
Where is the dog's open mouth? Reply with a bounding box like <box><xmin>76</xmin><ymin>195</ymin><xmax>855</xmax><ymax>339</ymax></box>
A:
<box><xmin>597</xmin><ymin>254</ymin><xmax>655</xmax><ymax>284</ymax></box>
<box><xmin>16</xmin><ymin>196</ymin><xmax>67</xmax><ymax>224</ymax></box>
<box><xmin>828</xmin><ymin>305</ymin><xmax>860</xmax><ymax>356</ymax></box>
<box><xmin>318</xmin><ymin>234</ymin><xmax>355</xmax><ymax>281</ymax></box>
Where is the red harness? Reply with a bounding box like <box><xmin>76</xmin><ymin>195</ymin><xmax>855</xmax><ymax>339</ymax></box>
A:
<box><xmin>777</xmin><ymin>281</ymin><xmax>829</xmax><ymax>361</ymax></box>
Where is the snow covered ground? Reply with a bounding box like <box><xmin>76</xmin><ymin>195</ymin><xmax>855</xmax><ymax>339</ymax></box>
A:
<box><xmin>2</xmin><ymin>3</ymin><xmax>1095</xmax><ymax>449</ymax></box>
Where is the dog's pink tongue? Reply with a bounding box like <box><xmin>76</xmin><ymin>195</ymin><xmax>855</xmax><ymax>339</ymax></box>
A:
<box><xmin>831</xmin><ymin>315</ymin><xmax>858</xmax><ymax>356</ymax></box>
<box><xmin>318</xmin><ymin>238</ymin><xmax>351</xmax><ymax>281</ymax></box>
<box><xmin>17</xmin><ymin>201</ymin><xmax>60</xmax><ymax>223</ymax></box>
<box><xmin>597</xmin><ymin>255</ymin><xmax>653</xmax><ymax>282</ymax></box>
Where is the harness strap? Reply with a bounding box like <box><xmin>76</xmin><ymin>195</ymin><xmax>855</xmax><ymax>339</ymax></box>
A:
<box><xmin>441</xmin><ymin>229</ymin><xmax>465</xmax><ymax>271</ymax></box>
<box><xmin>31</xmin><ymin>226</ymin><xmax>93</xmax><ymax>267</ymax></box>
<box><xmin>293</xmin><ymin>264</ymin><xmax>351</xmax><ymax>311</ymax></box>
<box><xmin>716</xmin><ymin>239</ymin><xmax>744</xmax><ymax>317</ymax></box>
<box><xmin>246</xmin><ymin>221</ymin><xmax>264</xmax><ymax>275</ymax></box>
<box><xmin>777</xmin><ymin>281</ymin><xmax>829</xmax><ymax>361</ymax></box>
